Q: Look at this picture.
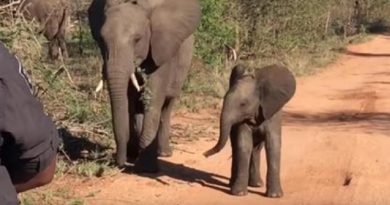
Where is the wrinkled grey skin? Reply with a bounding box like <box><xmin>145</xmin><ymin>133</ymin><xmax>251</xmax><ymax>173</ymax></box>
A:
<box><xmin>204</xmin><ymin>64</ymin><xmax>296</xmax><ymax>198</ymax></box>
<box><xmin>88</xmin><ymin>0</ymin><xmax>201</xmax><ymax>172</ymax></box>
<box><xmin>17</xmin><ymin>0</ymin><xmax>69</xmax><ymax>60</ymax></box>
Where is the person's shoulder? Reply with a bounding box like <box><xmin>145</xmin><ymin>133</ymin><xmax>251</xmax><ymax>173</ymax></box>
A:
<box><xmin>0</xmin><ymin>42</ymin><xmax>17</xmax><ymax>73</ymax></box>
<box><xmin>0</xmin><ymin>42</ymin><xmax>12</xmax><ymax>57</ymax></box>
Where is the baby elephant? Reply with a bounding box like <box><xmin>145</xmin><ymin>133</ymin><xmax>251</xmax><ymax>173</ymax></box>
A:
<box><xmin>204</xmin><ymin>64</ymin><xmax>296</xmax><ymax>197</ymax></box>
<box><xmin>17</xmin><ymin>0</ymin><xmax>69</xmax><ymax>60</ymax></box>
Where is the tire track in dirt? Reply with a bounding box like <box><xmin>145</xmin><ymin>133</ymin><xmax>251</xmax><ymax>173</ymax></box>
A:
<box><xmin>42</xmin><ymin>35</ymin><xmax>390</xmax><ymax>205</ymax></box>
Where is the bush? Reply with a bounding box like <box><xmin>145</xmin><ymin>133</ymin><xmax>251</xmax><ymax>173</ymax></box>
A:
<box><xmin>194</xmin><ymin>0</ymin><xmax>235</xmax><ymax>67</ymax></box>
<box><xmin>183</xmin><ymin>0</ymin><xmax>390</xmax><ymax>99</ymax></box>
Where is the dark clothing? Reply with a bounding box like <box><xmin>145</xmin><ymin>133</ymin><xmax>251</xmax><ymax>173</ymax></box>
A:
<box><xmin>0</xmin><ymin>43</ymin><xmax>60</xmax><ymax>205</ymax></box>
<box><xmin>0</xmin><ymin>165</ymin><xmax>18</xmax><ymax>205</ymax></box>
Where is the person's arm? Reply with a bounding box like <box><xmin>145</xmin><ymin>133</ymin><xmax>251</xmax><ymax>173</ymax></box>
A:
<box><xmin>0</xmin><ymin>162</ymin><xmax>19</xmax><ymax>205</ymax></box>
<box><xmin>0</xmin><ymin>79</ymin><xmax>18</xmax><ymax>204</ymax></box>
<box><xmin>1</xmin><ymin>137</ymin><xmax>19</xmax><ymax>205</ymax></box>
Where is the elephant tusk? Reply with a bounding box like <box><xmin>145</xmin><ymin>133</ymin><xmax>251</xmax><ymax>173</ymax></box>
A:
<box><xmin>130</xmin><ymin>73</ymin><xmax>141</xmax><ymax>92</ymax></box>
<box><xmin>231</xmin><ymin>47</ymin><xmax>237</xmax><ymax>61</ymax></box>
<box><xmin>225</xmin><ymin>44</ymin><xmax>238</xmax><ymax>61</ymax></box>
<box><xmin>94</xmin><ymin>79</ymin><xmax>104</xmax><ymax>93</ymax></box>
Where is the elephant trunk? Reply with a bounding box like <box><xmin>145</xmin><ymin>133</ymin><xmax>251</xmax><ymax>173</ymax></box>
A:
<box><xmin>106</xmin><ymin>50</ymin><xmax>135</xmax><ymax>166</ymax></box>
<box><xmin>107</xmin><ymin>71</ymin><xmax>130</xmax><ymax>166</ymax></box>
<box><xmin>203</xmin><ymin>111</ymin><xmax>233</xmax><ymax>157</ymax></box>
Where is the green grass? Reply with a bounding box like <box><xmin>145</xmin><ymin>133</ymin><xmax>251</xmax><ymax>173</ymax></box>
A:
<box><xmin>19</xmin><ymin>187</ymin><xmax>87</xmax><ymax>205</ymax></box>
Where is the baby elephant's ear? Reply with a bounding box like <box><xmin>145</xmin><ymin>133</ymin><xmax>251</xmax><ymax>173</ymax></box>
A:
<box><xmin>256</xmin><ymin>65</ymin><xmax>296</xmax><ymax>119</ymax></box>
<box><xmin>229</xmin><ymin>64</ymin><xmax>245</xmax><ymax>88</ymax></box>
<box><xmin>150</xmin><ymin>0</ymin><xmax>201</xmax><ymax>66</ymax></box>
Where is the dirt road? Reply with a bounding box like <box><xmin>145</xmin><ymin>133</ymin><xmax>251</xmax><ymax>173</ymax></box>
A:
<box><xmin>52</xmin><ymin>35</ymin><xmax>390</xmax><ymax>205</ymax></box>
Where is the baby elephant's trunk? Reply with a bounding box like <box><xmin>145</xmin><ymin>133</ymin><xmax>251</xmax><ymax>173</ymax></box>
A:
<box><xmin>203</xmin><ymin>114</ymin><xmax>232</xmax><ymax>157</ymax></box>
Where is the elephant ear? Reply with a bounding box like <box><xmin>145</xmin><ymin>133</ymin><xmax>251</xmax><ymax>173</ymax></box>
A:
<box><xmin>150</xmin><ymin>0</ymin><xmax>201</xmax><ymax>66</ymax></box>
<box><xmin>229</xmin><ymin>64</ymin><xmax>245</xmax><ymax>88</ymax></box>
<box><xmin>135</xmin><ymin>22</ymin><xmax>151</xmax><ymax>62</ymax></box>
<box><xmin>256</xmin><ymin>65</ymin><xmax>296</xmax><ymax>119</ymax></box>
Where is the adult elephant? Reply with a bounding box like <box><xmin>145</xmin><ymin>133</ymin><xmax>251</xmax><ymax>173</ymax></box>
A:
<box><xmin>88</xmin><ymin>0</ymin><xmax>201</xmax><ymax>172</ymax></box>
<box><xmin>16</xmin><ymin>0</ymin><xmax>69</xmax><ymax>60</ymax></box>
<box><xmin>204</xmin><ymin>64</ymin><xmax>296</xmax><ymax>197</ymax></box>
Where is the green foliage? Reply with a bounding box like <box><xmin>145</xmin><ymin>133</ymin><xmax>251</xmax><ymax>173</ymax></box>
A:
<box><xmin>20</xmin><ymin>196</ymin><xmax>34</xmax><ymax>205</ymax></box>
<box><xmin>74</xmin><ymin>161</ymin><xmax>111</xmax><ymax>177</ymax></box>
<box><xmin>194</xmin><ymin>0</ymin><xmax>235</xmax><ymax>66</ymax></box>
<box><xmin>180</xmin><ymin>0</ymin><xmax>390</xmax><ymax>109</ymax></box>
<box><xmin>232</xmin><ymin>0</ymin><xmax>390</xmax><ymax>56</ymax></box>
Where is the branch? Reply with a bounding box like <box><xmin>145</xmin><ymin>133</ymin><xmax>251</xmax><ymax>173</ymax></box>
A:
<box><xmin>0</xmin><ymin>0</ymin><xmax>21</xmax><ymax>10</ymax></box>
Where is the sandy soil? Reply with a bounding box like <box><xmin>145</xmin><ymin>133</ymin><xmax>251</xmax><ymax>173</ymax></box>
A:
<box><xmin>45</xmin><ymin>35</ymin><xmax>390</xmax><ymax>205</ymax></box>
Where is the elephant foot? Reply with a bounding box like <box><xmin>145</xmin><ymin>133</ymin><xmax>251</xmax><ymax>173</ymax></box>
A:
<box><xmin>61</xmin><ymin>50</ymin><xmax>69</xmax><ymax>59</ymax></box>
<box><xmin>135</xmin><ymin>140</ymin><xmax>159</xmax><ymax>173</ymax></box>
<box><xmin>158</xmin><ymin>149</ymin><xmax>173</xmax><ymax>158</ymax></box>
<box><xmin>126</xmin><ymin>157</ymin><xmax>137</xmax><ymax>164</ymax></box>
<box><xmin>231</xmin><ymin>184</ymin><xmax>248</xmax><ymax>196</ymax></box>
<box><xmin>134</xmin><ymin>151</ymin><xmax>159</xmax><ymax>174</ymax></box>
<box><xmin>115</xmin><ymin>154</ymin><xmax>128</xmax><ymax>169</ymax></box>
<box><xmin>248</xmin><ymin>176</ymin><xmax>264</xmax><ymax>187</ymax></box>
<box><xmin>49</xmin><ymin>50</ymin><xmax>60</xmax><ymax>61</ymax></box>
<box><xmin>266</xmin><ymin>186</ymin><xmax>284</xmax><ymax>198</ymax></box>
<box><xmin>230</xmin><ymin>188</ymin><xmax>248</xmax><ymax>196</ymax></box>
<box><xmin>127</xmin><ymin>150</ymin><xmax>139</xmax><ymax>164</ymax></box>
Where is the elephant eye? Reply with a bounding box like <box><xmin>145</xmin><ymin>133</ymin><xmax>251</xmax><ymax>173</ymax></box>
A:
<box><xmin>134</xmin><ymin>37</ymin><xmax>141</xmax><ymax>43</ymax></box>
<box><xmin>240</xmin><ymin>99</ymin><xmax>250</xmax><ymax>107</ymax></box>
<box><xmin>134</xmin><ymin>34</ymin><xmax>142</xmax><ymax>43</ymax></box>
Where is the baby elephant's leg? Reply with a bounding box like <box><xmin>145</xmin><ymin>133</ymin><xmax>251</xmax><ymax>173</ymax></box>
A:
<box><xmin>249</xmin><ymin>138</ymin><xmax>264</xmax><ymax>187</ymax></box>
<box><xmin>230</xmin><ymin>124</ymin><xmax>253</xmax><ymax>196</ymax></box>
<box><xmin>264</xmin><ymin>112</ymin><xmax>283</xmax><ymax>198</ymax></box>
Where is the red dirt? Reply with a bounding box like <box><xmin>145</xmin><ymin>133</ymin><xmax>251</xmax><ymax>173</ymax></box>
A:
<box><xmin>43</xmin><ymin>35</ymin><xmax>390</xmax><ymax>204</ymax></box>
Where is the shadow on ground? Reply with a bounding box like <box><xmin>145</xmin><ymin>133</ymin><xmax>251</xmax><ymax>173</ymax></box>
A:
<box><xmin>345</xmin><ymin>50</ymin><xmax>390</xmax><ymax>57</ymax></box>
<box><xmin>370</xmin><ymin>71</ymin><xmax>390</xmax><ymax>76</ymax></box>
<box><xmin>283</xmin><ymin>111</ymin><xmax>390</xmax><ymax>136</ymax></box>
<box><xmin>124</xmin><ymin>160</ymin><xmax>263</xmax><ymax>196</ymax></box>
<box><xmin>58</xmin><ymin>127</ymin><xmax>112</xmax><ymax>161</ymax></box>
<box><xmin>367</xmin><ymin>81</ymin><xmax>390</xmax><ymax>85</ymax></box>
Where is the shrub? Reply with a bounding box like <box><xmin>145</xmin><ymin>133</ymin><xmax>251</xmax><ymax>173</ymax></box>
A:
<box><xmin>194</xmin><ymin>0</ymin><xmax>235</xmax><ymax>67</ymax></box>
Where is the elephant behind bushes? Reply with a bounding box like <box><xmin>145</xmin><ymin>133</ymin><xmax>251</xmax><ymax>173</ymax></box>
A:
<box><xmin>16</xmin><ymin>0</ymin><xmax>69</xmax><ymax>60</ymax></box>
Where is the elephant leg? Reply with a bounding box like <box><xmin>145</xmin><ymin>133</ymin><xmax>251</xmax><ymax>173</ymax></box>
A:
<box><xmin>127</xmin><ymin>123</ymin><xmax>139</xmax><ymax>163</ymax></box>
<box><xmin>134</xmin><ymin>113</ymin><xmax>144</xmax><ymax>139</ymax></box>
<box><xmin>249</xmin><ymin>136</ymin><xmax>264</xmax><ymax>187</ymax></box>
<box><xmin>58</xmin><ymin>8</ymin><xmax>69</xmax><ymax>58</ymax></box>
<box><xmin>127</xmin><ymin>89</ymin><xmax>143</xmax><ymax>162</ymax></box>
<box><xmin>264</xmin><ymin>112</ymin><xmax>283</xmax><ymax>198</ymax></box>
<box><xmin>43</xmin><ymin>19</ymin><xmax>60</xmax><ymax>60</ymax></box>
<box><xmin>230</xmin><ymin>124</ymin><xmax>253</xmax><ymax>196</ymax></box>
<box><xmin>48</xmin><ymin>38</ymin><xmax>60</xmax><ymax>60</ymax></box>
<box><xmin>57</xmin><ymin>34</ymin><xmax>68</xmax><ymax>59</ymax></box>
<box><xmin>229</xmin><ymin>127</ymin><xmax>238</xmax><ymax>187</ymax></box>
<box><xmin>134</xmin><ymin>134</ymin><xmax>159</xmax><ymax>173</ymax></box>
<box><xmin>135</xmin><ymin>73</ymin><xmax>167</xmax><ymax>173</ymax></box>
<box><xmin>157</xmin><ymin>98</ymin><xmax>175</xmax><ymax>157</ymax></box>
